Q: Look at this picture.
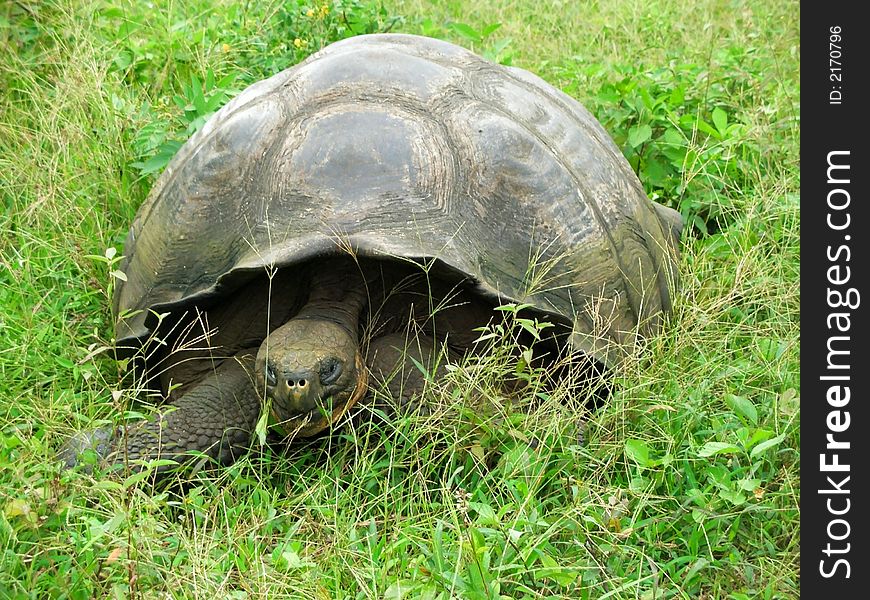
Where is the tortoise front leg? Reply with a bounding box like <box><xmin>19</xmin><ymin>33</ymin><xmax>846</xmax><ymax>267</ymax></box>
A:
<box><xmin>62</xmin><ymin>349</ymin><xmax>262</xmax><ymax>473</ymax></box>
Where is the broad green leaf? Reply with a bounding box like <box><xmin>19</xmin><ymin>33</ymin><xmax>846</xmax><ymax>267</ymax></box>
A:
<box><xmin>642</xmin><ymin>156</ymin><xmax>670</xmax><ymax>187</ymax></box>
<box><xmin>698</xmin><ymin>441</ymin><xmax>741</xmax><ymax>457</ymax></box>
<box><xmin>138</xmin><ymin>141</ymin><xmax>182</xmax><ymax>174</ymax></box>
<box><xmin>81</xmin><ymin>511</ymin><xmax>126</xmax><ymax>554</ymax></box>
<box><xmin>684</xmin><ymin>558</ymin><xmax>710</xmax><ymax>582</ymax></box>
<box><xmin>205</xmin><ymin>93</ymin><xmax>227</xmax><ymax>112</ymax></box>
<box><xmin>468</xmin><ymin>501</ymin><xmax>498</xmax><ymax>525</ymax></box>
<box><xmin>627</xmin><ymin>124</ymin><xmax>652</xmax><ymax>148</ymax></box>
<box><xmin>535</xmin><ymin>551</ymin><xmax>577</xmax><ymax>586</ymax></box>
<box><xmin>695</xmin><ymin>118</ymin><xmax>718</xmax><ymax>137</ymax></box>
<box><xmin>122</xmin><ymin>469</ymin><xmax>160</xmax><ymax>488</ymax></box>
<box><xmin>629</xmin><ymin>476</ymin><xmax>649</xmax><ymax>492</ymax></box>
<box><xmin>625</xmin><ymin>439</ymin><xmax>651</xmax><ymax>466</ymax></box>
<box><xmin>5</xmin><ymin>498</ymin><xmax>32</xmax><ymax>519</ymax></box>
<box><xmin>113</xmin><ymin>50</ymin><xmax>133</xmax><ymax>71</ymax></box>
<box><xmin>480</xmin><ymin>23</ymin><xmax>502</xmax><ymax>37</ymax></box>
<box><xmin>449</xmin><ymin>22</ymin><xmax>481</xmax><ymax>42</ymax></box>
<box><xmin>750</xmin><ymin>433</ymin><xmax>786</xmax><ymax>458</ymax></box>
<box><xmin>712</xmin><ymin>107</ymin><xmax>728</xmax><ymax>135</ymax></box>
<box><xmin>661</xmin><ymin>127</ymin><xmax>684</xmax><ymax>145</ymax></box>
<box><xmin>737</xmin><ymin>478</ymin><xmax>762</xmax><ymax>491</ymax></box>
<box><xmin>747</xmin><ymin>428</ymin><xmax>774</xmax><ymax>449</ymax></box>
<box><xmin>138</xmin><ymin>154</ymin><xmax>171</xmax><ymax>175</ymax></box>
<box><xmin>56</xmin><ymin>356</ymin><xmax>75</xmax><ymax>369</ymax></box>
<box><xmin>725</xmin><ymin>394</ymin><xmax>758</xmax><ymax>424</ymax></box>
<box><xmin>190</xmin><ymin>75</ymin><xmax>206</xmax><ymax>114</ymax></box>
<box><xmin>93</xmin><ymin>479</ymin><xmax>124</xmax><ymax>491</ymax></box>
<box><xmin>718</xmin><ymin>488</ymin><xmax>746</xmax><ymax>506</ymax></box>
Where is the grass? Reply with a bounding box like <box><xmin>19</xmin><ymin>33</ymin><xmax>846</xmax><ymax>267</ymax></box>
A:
<box><xmin>0</xmin><ymin>0</ymin><xmax>799</xmax><ymax>598</ymax></box>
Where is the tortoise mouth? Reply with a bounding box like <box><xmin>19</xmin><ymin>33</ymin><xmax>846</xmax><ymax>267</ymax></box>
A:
<box><xmin>268</xmin><ymin>351</ymin><xmax>368</xmax><ymax>438</ymax></box>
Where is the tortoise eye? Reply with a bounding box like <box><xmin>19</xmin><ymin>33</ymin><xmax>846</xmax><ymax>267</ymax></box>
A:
<box><xmin>265</xmin><ymin>364</ymin><xmax>277</xmax><ymax>386</ymax></box>
<box><xmin>319</xmin><ymin>358</ymin><xmax>342</xmax><ymax>385</ymax></box>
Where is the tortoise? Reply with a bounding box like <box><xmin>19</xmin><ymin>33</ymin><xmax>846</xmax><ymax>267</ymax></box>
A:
<box><xmin>62</xmin><ymin>33</ymin><xmax>682</xmax><ymax>472</ymax></box>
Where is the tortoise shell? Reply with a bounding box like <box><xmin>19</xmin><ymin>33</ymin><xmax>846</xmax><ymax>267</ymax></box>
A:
<box><xmin>114</xmin><ymin>33</ymin><xmax>681</xmax><ymax>367</ymax></box>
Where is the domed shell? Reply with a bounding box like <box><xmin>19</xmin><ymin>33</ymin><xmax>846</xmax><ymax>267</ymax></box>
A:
<box><xmin>114</xmin><ymin>33</ymin><xmax>681</xmax><ymax>367</ymax></box>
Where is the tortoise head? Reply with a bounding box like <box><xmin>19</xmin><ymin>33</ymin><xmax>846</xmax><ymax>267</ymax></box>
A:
<box><xmin>255</xmin><ymin>317</ymin><xmax>365</xmax><ymax>435</ymax></box>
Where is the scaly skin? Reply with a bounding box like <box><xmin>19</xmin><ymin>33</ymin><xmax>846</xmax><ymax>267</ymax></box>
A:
<box><xmin>61</xmin><ymin>350</ymin><xmax>260</xmax><ymax>472</ymax></box>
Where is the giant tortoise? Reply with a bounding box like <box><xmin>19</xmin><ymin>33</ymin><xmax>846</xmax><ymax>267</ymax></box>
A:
<box><xmin>63</xmin><ymin>33</ymin><xmax>682</xmax><ymax>471</ymax></box>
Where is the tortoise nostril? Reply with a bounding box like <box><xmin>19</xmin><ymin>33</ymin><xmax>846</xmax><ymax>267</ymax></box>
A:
<box><xmin>278</xmin><ymin>370</ymin><xmax>315</xmax><ymax>393</ymax></box>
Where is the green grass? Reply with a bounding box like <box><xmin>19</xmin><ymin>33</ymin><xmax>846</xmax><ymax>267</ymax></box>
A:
<box><xmin>1</xmin><ymin>0</ymin><xmax>799</xmax><ymax>598</ymax></box>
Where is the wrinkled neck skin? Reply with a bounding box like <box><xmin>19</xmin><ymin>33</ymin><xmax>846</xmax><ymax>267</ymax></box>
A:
<box><xmin>292</xmin><ymin>260</ymin><xmax>368</xmax><ymax>340</ymax></box>
<box><xmin>255</xmin><ymin>257</ymin><xmax>369</xmax><ymax>433</ymax></box>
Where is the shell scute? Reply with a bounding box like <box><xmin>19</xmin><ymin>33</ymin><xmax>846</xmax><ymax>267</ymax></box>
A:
<box><xmin>115</xmin><ymin>34</ymin><xmax>681</xmax><ymax>366</ymax></box>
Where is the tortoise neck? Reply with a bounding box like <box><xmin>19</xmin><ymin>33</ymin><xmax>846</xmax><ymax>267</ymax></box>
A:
<box><xmin>292</xmin><ymin>258</ymin><xmax>368</xmax><ymax>340</ymax></box>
